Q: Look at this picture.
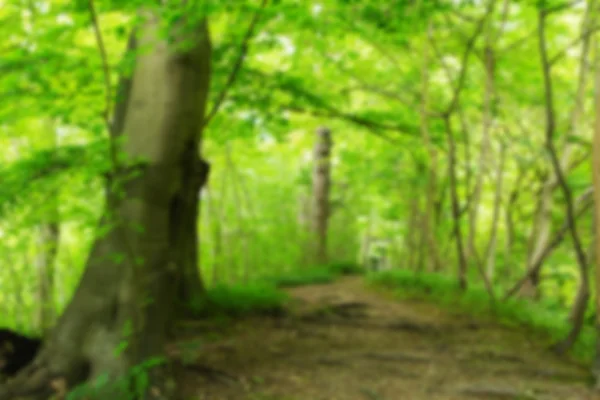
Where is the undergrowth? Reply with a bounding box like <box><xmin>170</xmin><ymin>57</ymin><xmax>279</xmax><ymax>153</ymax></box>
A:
<box><xmin>191</xmin><ymin>283</ymin><xmax>289</xmax><ymax>318</ymax></box>
<box><xmin>368</xmin><ymin>269</ymin><xmax>595</xmax><ymax>363</ymax></box>
<box><xmin>191</xmin><ymin>262</ymin><xmax>363</xmax><ymax>317</ymax></box>
<box><xmin>264</xmin><ymin>261</ymin><xmax>363</xmax><ymax>288</ymax></box>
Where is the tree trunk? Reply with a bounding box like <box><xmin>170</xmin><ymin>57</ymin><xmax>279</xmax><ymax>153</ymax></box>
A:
<box><xmin>0</xmin><ymin>13</ymin><xmax>212</xmax><ymax>399</ymax></box>
<box><xmin>37</xmin><ymin>123</ymin><xmax>61</xmax><ymax>336</ymax></box>
<box><xmin>419</xmin><ymin>21</ymin><xmax>441</xmax><ymax>272</ymax></box>
<box><xmin>503</xmin><ymin>187</ymin><xmax>593</xmax><ymax>300</ymax></box>
<box><xmin>502</xmin><ymin>167</ymin><xmax>525</xmax><ymax>281</ymax></box>
<box><xmin>445</xmin><ymin>116</ymin><xmax>469</xmax><ymax>290</ymax></box>
<box><xmin>406</xmin><ymin>192</ymin><xmax>422</xmax><ymax>272</ymax></box>
<box><xmin>36</xmin><ymin>217</ymin><xmax>60</xmax><ymax>336</ymax></box>
<box><xmin>591</xmin><ymin>23</ymin><xmax>600</xmax><ymax>390</ymax></box>
<box><xmin>311</xmin><ymin>126</ymin><xmax>333</xmax><ymax>265</ymax></box>
<box><xmin>484</xmin><ymin>140</ymin><xmax>506</xmax><ymax>282</ymax></box>
<box><xmin>523</xmin><ymin>2</ymin><xmax>592</xmax><ymax>300</ymax></box>
<box><xmin>360</xmin><ymin>209</ymin><xmax>375</xmax><ymax>268</ymax></box>
<box><xmin>467</xmin><ymin>50</ymin><xmax>493</xmax><ymax>267</ymax></box>
<box><xmin>538</xmin><ymin>6</ymin><xmax>590</xmax><ymax>354</ymax></box>
<box><xmin>297</xmin><ymin>189</ymin><xmax>312</xmax><ymax>266</ymax></box>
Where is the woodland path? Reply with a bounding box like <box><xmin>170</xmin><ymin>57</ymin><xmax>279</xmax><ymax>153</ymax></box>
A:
<box><xmin>176</xmin><ymin>277</ymin><xmax>598</xmax><ymax>400</ymax></box>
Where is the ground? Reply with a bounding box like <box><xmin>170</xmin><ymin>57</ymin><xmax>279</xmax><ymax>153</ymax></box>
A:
<box><xmin>174</xmin><ymin>277</ymin><xmax>599</xmax><ymax>400</ymax></box>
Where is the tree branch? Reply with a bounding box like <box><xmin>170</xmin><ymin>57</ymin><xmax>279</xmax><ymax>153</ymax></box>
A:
<box><xmin>203</xmin><ymin>0</ymin><xmax>268</xmax><ymax>128</ymax></box>
<box><xmin>503</xmin><ymin>187</ymin><xmax>593</xmax><ymax>300</ymax></box>
<box><xmin>550</xmin><ymin>25</ymin><xmax>600</xmax><ymax>65</ymax></box>
<box><xmin>542</xmin><ymin>0</ymin><xmax>584</xmax><ymax>15</ymax></box>
<box><xmin>534</xmin><ymin>6</ymin><xmax>591</xmax><ymax>352</ymax></box>
<box><xmin>284</xmin><ymin>105</ymin><xmax>404</xmax><ymax>144</ymax></box>
<box><xmin>88</xmin><ymin>0</ymin><xmax>118</xmax><ymax>167</ymax></box>
<box><xmin>428</xmin><ymin>0</ymin><xmax>495</xmax><ymax>116</ymax></box>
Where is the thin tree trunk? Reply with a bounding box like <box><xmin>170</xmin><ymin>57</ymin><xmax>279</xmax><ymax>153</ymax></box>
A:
<box><xmin>298</xmin><ymin>189</ymin><xmax>312</xmax><ymax>266</ymax></box>
<box><xmin>311</xmin><ymin>127</ymin><xmax>333</xmax><ymax>264</ymax></box>
<box><xmin>226</xmin><ymin>146</ymin><xmax>249</xmax><ymax>282</ymax></box>
<box><xmin>36</xmin><ymin>216</ymin><xmax>60</xmax><ymax>336</ymax></box>
<box><xmin>37</xmin><ymin>123</ymin><xmax>61</xmax><ymax>335</ymax></box>
<box><xmin>361</xmin><ymin>209</ymin><xmax>375</xmax><ymax>268</ymax></box>
<box><xmin>406</xmin><ymin>193</ymin><xmax>422</xmax><ymax>272</ymax></box>
<box><xmin>209</xmin><ymin>162</ymin><xmax>229</xmax><ymax>284</ymax></box>
<box><xmin>522</xmin><ymin>6</ymin><xmax>592</xmax><ymax>300</ymax></box>
<box><xmin>445</xmin><ymin>116</ymin><xmax>469</xmax><ymax>291</ymax></box>
<box><xmin>467</xmin><ymin>65</ymin><xmax>492</xmax><ymax>267</ymax></box>
<box><xmin>538</xmin><ymin>6</ymin><xmax>591</xmax><ymax>354</ymax></box>
<box><xmin>503</xmin><ymin>167</ymin><xmax>526</xmax><ymax>280</ymax></box>
<box><xmin>419</xmin><ymin>21</ymin><xmax>441</xmax><ymax>272</ymax></box>
<box><xmin>485</xmin><ymin>140</ymin><xmax>506</xmax><ymax>281</ymax></box>
<box><xmin>503</xmin><ymin>187</ymin><xmax>593</xmax><ymax>300</ymax></box>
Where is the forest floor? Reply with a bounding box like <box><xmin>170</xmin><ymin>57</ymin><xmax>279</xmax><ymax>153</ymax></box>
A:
<box><xmin>175</xmin><ymin>277</ymin><xmax>598</xmax><ymax>400</ymax></box>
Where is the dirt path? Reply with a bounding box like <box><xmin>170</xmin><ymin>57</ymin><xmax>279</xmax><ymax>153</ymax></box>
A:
<box><xmin>177</xmin><ymin>277</ymin><xmax>598</xmax><ymax>400</ymax></box>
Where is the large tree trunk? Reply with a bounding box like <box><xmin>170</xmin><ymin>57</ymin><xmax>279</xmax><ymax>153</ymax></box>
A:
<box><xmin>311</xmin><ymin>126</ymin><xmax>333</xmax><ymax>264</ymax></box>
<box><xmin>0</xmin><ymin>13</ymin><xmax>212</xmax><ymax>400</ymax></box>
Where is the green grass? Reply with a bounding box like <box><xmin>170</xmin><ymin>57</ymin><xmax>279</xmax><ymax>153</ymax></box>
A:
<box><xmin>327</xmin><ymin>261</ymin><xmax>364</xmax><ymax>276</ymax></box>
<box><xmin>191</xmin><ymin>283</ymin><xmax>289</xmax><ymax>318</ymax></box>
<box><xmin>368</xmin><ymin>269</ymin><xmax>595</xmax><ymax>363</ymax></box>
<box><xmin>266</xmin><ymin>267</ymin><xmax>336</xmax><ymax>288</ymax></box>
<box><xmin>264</xmin><ymin>261</ymin><xmax>364</xmax><ymax>288</ymax></box>
<box><xmin>190</xmin><ymin>261</ymin><xmax>364</xmax><ymax>318</ymax></box>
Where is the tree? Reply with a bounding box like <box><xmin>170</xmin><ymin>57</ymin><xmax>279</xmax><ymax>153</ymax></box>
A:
<box><xmin>311</xmin><ymin>126</ymin><xmax>333</xmax><ymax>264</ymax></box>
<box><xmin>591</xmin><ymin>25</ymin><xmax>600</xmax><ymax>389</ymax></box>
<box><xmin>0</xmin><ymin>7</ymin><xmax>211</xmax><ymax>399</ymax></box>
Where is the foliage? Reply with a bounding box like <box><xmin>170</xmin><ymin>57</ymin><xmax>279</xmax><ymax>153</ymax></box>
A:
<box><xmin>0</xmin><ymin>0</ymin><xmax>596</xmax><ymax>374</ymax></box>
<box><xmin>369</xmin><ymin>269</ymin><xmax>596</xmax><ymax>362</ymax></box>
<box><xmin>190</xmin><ymin>283</ymin><xmax>289</xmax><ymax>318</ymax></box>
<box><xmin>66</xmin><ymin>357</ymin><xmax>166</xmax><ymax>400</ymax></box>
<box><xmin>266</xmin><ymin>267</ymin><xmax>335</xmax><ymax>288</ymax></box>
<box><xmin>263</xmin><ymin>261</ymin><xmax>363</xmax><ymax>288</ymax></box>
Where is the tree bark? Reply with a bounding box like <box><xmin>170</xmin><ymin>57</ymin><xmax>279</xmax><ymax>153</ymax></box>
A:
<box><xmin>522</xmin><ymin>3</ymin><xmax>592</xmax><ymax>301</ymax></box>
<box><xmin>445</xmin><ymin>116</ymin><xmax>469</xmax><ymax>290</ymax></box>
<box><xmin>311</xmin><ymin>126</ymin><xmax>333</xmax><ymax>265</ymax></box>
<box><xmin>0</xmin><ymin>13</ymin><xmax>212</xmax><ymax>399</ymax></box>
<box><xmin>538</xmin><ymin>6</ymin><xmax>590</xmax><ymax>354</ymax></box>
<box><xmin>419</xmin><ymin>21</ymin><xmax>441</xmax><ymax>272</ymax></box>
<box><xmin>467</xmin><ymin>52</ymin><xmax>492</xmax><ymax>267</ymax></box>
<box><xmin>591</xmin><ymin>30</ymin><xmax>600</xmax><ymax>387</ymax></box>
<box><xmin>36</xmin><ymin>216</ymin><xmax>60</xmax><ymax>336</ymax></box>
<box><xmin>406</xmin><ymin>190</ymin><xmax>422</xmax><ymax>272</ymax></box>
<box><xmin>502</xmin><ymin>166</ymin><xmax>526</xmax><ymax>280</ymax></box>
<box><xmin>37</xmin><ymin>123</ymin><xmax>61</xmax><ymax>336</ymax></box>
<box><xmin>503</xmin><ymin>187</ymin><xmax>593</xmax><ymax>300</ymax></box>
<box><xmin>484</xmin><ymin>139</ymin><xmax>506</xmax><ymax>281</ymax></box>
